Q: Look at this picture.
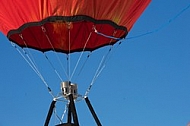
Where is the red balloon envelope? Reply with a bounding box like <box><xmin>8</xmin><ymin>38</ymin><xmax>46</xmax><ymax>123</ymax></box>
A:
<box><xmin>0</xmin><ymin>0</ymin><xmax>151</xmax><ymax>53</ymax></box>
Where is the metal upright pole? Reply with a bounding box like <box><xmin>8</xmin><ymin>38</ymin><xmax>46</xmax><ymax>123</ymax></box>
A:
<box><xmin>68</xmin><ymin>94</ymin><xmax>79</xmax><ymax>126</ymax></box>
<box><xmin>67</xmin><ymin>102</ymin><xmax>72</xmax><ymax>123</ymax></box>
<box><xmin>84</xmin><ymin>97</ymin><xmax>102</xmax><ymax>126</ymax></box>
<box><xmin>44</xmin><ymin>100</ymin><xmax>56</xmax><ymax>126</ymax></box>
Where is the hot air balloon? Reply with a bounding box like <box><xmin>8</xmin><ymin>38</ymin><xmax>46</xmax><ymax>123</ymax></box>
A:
<box><xmin>0</xmin><ymin>0</ymin><xmax>151</xmax><ymax>125</ymax></box>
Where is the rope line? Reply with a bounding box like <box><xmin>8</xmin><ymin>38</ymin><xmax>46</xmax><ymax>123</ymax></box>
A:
<box><xmin>127</xmin><ymin>3</ymin><xmax>190</xmax><ymax>40</ymax></box>
<box><xmin>94</xmin><ymin>27</ymin><xmax>121</xmax><ymax>40</ymax></box>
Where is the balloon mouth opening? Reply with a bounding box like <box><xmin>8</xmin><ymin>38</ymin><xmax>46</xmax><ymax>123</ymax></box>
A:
<box><xmin>7</xmin><ymin>15</ymin><xmax>127</xmax><ymax>54</ymax></box>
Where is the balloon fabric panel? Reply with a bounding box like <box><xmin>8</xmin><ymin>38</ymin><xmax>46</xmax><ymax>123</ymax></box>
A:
<box><xmin>0</xmin><ymin>0</ymin><xmax>151</xmax><ymax>53</ymax></box>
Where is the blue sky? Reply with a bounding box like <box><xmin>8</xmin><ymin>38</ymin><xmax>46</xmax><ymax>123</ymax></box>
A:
<box><xmin>0</xmin><ymin>0</ymin><xmax>190</xmax><ymax>126</ymax></box>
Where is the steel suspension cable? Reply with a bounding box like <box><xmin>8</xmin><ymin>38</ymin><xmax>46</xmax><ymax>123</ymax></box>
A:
<box><xmin>61</xmin><ymin>102</ymin><xmax>69</xmax><ymax>122</ymax></box>
<box><xmin>41</xmin><ymin>26</ymin><xmax>68</xmax><ymax>81</ymax></box>
<box><xmin>19</xmin><ymin>34</ymin><xmax>56</xmax><ymax>97</ymax></box>
<box><xmin>44</xmin><ymin>54</ymin><xmax>63</xmax><ymax>82</ymax></box>
<box><xmin>53</xmin><ymin>104</ymin><xmax>63</xmax><ymax>124</ymax></box>
<box><xmin>11</xmin><ymin>42</ymin><xmax>55</xmax><ymax>98</ymax></box>
<box><xmin>67</xmin><ymin>23</ymin><xmax>71</xmax><ymax>81</ymax></box>
<box><xmin>84</xmin><ymin>29</ymin><xmax>123</xmax><ymax>97</ymax></box>
<box><xmin>74</xmin><ymin>52</ymin><xmax>91</xmax><ymax>82</ymax></box>
<box><xmin>70</xmin><ymin>31</ymin><xmax>93</xmax><ymax>80</ymax></box>
<box><xmin>84</xmin><ymin>54</ymin><xmax>106</xmax><ymax>97</ymax></box>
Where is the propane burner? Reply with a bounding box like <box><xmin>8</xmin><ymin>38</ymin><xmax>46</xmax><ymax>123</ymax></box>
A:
<box><xmin>61</xmin><ymin>81</ymin><xmax>78</xmax><ymax>100</ymax></box>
